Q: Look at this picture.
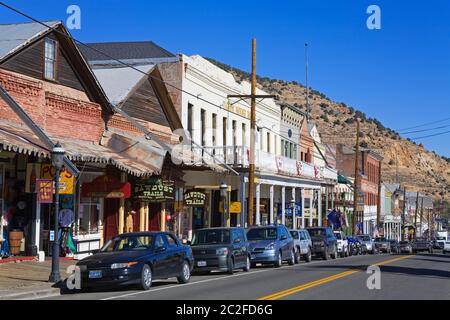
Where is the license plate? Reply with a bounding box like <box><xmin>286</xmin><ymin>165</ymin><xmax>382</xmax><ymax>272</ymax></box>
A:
<box><xmin>197</xmin><ymin>261</ymin><xmax>207</xmax><ymax>267</ymax></box>
<box><xmin>89</xmin><ymin>270</ymin><xmax>102</xmax><ymax>279</ymax></box>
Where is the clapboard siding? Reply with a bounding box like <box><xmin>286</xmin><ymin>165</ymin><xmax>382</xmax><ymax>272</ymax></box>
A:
<box><xmin>121</xmin><ymin>79</ymin><xmax>170</xmax><ymax>127</ymax></box>
<box><xmin>1</xmin><ymin>33</ymin><xmax>85</xmax><ymax>92</ymax></box>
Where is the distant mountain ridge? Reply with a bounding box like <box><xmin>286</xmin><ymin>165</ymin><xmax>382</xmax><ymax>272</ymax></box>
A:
<box><xmin>206</xmin><ymin>57</ymin><xmax>450</xmax><ymax>199</ymax></box>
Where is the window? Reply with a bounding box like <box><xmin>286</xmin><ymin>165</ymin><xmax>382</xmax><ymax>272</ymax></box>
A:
<box><xmin>187</xmin><ymin>103</ymin><xmax>193</xmax><ymax>140</ymax></box>
<box><xmin>165</xmin><ymin>234</ymin><xmax>178</xmax><ymax>248</ymax></box>
<box><xmin>212</xmin><ymin>113</ymin><xmax>217</xmax><ymax>146</ymax></box>
<box><xmin>223</xmin><ymin>117</ymin><xmax>227</xmax><ymax>146</ymax></box>
<box><xmin>200</xmin><ymin>109</ymin><xmax>206</xmax><ymax>146</ymax></box>
<box><xmin>44</xmin><ymin>38</ymin><xmax>57</xmax><ymax>80</ymax></box>
<box><xmin>154</xmin><ymin>235</ymin><xmax>166</xmax><ymax>249</ymax></box>
<box><xmin>242</xmin><ymin>123</ymin><xmax>247</xmax><ymax>147</ymax></box>
<box><xmin>79</xmin><ymin>197</ymin><xmax>100</xmax><ymax>234</ymax></box>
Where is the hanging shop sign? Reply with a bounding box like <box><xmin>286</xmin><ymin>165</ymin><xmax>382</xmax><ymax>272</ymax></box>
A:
<box><xmin>37</xmin><ymin>179</ymin><xmax>53</xmax><ymax>203</ymax></box>
<box><xmin>134</xmin><ymin>179</ymin><xmax>175</xmax><ymax>203</ymax></box>
<box><xmin>41</xmin><ymin>164</ymin><xmax>74</xmax><ymax>194</ymax></box>
<box><xmin>230</xmin><ymin>202</ymin><xmax>242</xmax><ymax>214</ymax></box>
<box><xmin>25</xmin><ymin>163</ymin><xmax>41</xmax><ymax>193</ymax></box>
<box><xmin>184</xmin><ymin>190</ymin><xmax>206</xmax><ymax>207</ymax></box>
<box><xmin>81</xmin><ymin>175</ymin><xmax>131</xmax><ymax>198</ymax></box>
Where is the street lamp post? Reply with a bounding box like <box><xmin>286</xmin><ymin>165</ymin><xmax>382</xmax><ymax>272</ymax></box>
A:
<box><xmin>49</xmin><ymin>142</ymin><xmax>65</xmax><ymax>283</ymax></box>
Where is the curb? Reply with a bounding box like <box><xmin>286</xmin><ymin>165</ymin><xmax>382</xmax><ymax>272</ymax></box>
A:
<box><xmin>0</xmin><ymin>287</ymin><xmax>61</xmax><ymax>300</ymax></box>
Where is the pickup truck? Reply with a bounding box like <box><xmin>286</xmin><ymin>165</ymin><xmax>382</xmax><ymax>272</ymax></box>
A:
<box><xmin>333</xmin><ymin>231</ymin><xmax>349</xmax><ymax>257</ymax></box>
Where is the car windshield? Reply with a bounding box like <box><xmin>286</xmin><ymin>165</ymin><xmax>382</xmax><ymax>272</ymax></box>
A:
<box><xmin>436</xmin><ymin>236</ymin><xmax>446</xmax><ymax>240</ymax></box>
<box><xmin>247</xmin><ymin>228</ymin><xmax>278</xmax><ymax>240</ymax></box>
<box><xmin>375</xmin><ymin>238</ymin><xmax>387</xmax><ymax>242</ymax></box>
<box><xmin>307</xmin><ymin>229</ymin><xmax>327</xmax><ymax>237</ymax></box>
<box><xmin>334</xmin><ymin>233</ymin><xmax>342</xmax><ymax>240</ymax></box>
<box><xmin>191</xmin><ymin>229</ymin><xmax>231</xmax><ymax>245</ymax></box>
<box><xmin>400</xmin><ymin>241</ymin><xmax>409</xmax><ymax>245</ymax></box>
<box><xmin>289</xmin><ymin>231</ymin><xmax>299</xmax><ymax>239</ymax></box>
<box><xmin>357</xmin><ymin>236</ymin><xmax>371</xmax><ymax>241</ymax></box>
<box><xmin>101</xmin><ymin>235</ymin><xmax>153</xmax><ymax>252</ymax></box>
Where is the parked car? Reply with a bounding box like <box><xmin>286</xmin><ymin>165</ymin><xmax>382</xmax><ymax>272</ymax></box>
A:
<box><xmin>434</xmin><ymin>231</ymin><xmax>448</xmax><ymax>249</ymax></box>
<box><xmin>411</xmin><ymin>238</ymin><xmax>433</xmax><ymax>253</ymax></box>
<box><xmin>374</xmin><ymin>237</ymin><xmax>391</xmax><ymax>253</ymax></box>
<box><xmin>247</xmin><ymin>225</ymin><xmax>295</xmax><ymax>268</ymax></box>
<box><xmin>443</xmin><ymin>241</ymin><xmax>450</xmax><ymax>254</ymax></box>
<box><xmin>77</xmin><ymin>232</ymin><xmax>194</xmax><ymax>290</ymax></box>
<box><xmin>190</xmin><ymin>227</ymin><xmax>251</xmax><ymax>274</ymax></box>
<box><xmin>333</xmin><ymin>231</ymin><xmax>349</xmax><ymax>258</ymax></box>
<box><xmin>399</xmin><ymin>241</ymin><xmax>413</xmax><ymax>254</ymax></box>
<box><xmin>389</xmin><ymin>240</ymin><xmax>401</xmax><ymax>254</ymax></box>
<box><xmin>356</xmin><ymin>235</ymin><xmax>377</xmax><ymax>254</ymax></box>
<box><xmin>306</xmin><ymin>227</ymin><xmax>338</xmax><ymax>260</ymax></box>
<box><xmin>289</xmin><ymin>229</ymin><xmax>312</xmax><ymax>263</ymax></box>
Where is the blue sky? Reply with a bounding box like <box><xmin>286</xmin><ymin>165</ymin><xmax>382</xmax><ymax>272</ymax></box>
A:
<box><xmin>1</xmin><ymin>0</ymin><xmax>449</xmax><ymax>157</ymax></box>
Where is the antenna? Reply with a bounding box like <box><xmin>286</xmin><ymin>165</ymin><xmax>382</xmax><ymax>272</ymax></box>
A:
<box><xmin>305</xmin><ymin>43</ymin><xmax>310</xmax><ymax>120</ymax></box>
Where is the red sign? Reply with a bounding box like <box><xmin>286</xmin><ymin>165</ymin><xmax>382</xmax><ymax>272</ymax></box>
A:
<box><xmin>37</xmin><ymin>179</ymin><xmax>53</xmax><ymax>203</ymax></box>
<box><xmin>81</xmin><ymin>175</ymin><xmax>131</xmax><ymax>199</ymax></box>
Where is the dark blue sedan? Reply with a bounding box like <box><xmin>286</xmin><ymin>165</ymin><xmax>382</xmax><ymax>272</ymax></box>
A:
<box><xmin>76</xmin><ymin>232</ymin><xmax>194</xmax><ymax>290</ymax></box>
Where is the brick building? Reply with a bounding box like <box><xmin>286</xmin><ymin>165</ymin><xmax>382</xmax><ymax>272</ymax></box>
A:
<box><xmin>336</xmin><ymin>144</ymin><xmax>383</xmax><ymax>236</ymax></box>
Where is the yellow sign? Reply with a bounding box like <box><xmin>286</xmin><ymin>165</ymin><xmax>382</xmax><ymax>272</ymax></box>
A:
<box><xmin>230</xmin><ymin>202</ymin><xmax>241</xmax><ymax>213</ymax></box>
<box><xmin>41</xmin><ymin>164</ymin><xmax>74</xmax><ymax>194</ymax></box>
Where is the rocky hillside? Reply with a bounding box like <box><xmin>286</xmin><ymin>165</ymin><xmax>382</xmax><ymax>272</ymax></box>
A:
<box><xmin>207</xmin><ymin>58</ymin><xmax>450</xmax><ymax>199</ymax></box>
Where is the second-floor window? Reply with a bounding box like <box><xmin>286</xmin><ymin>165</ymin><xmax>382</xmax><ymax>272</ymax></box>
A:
<box><xmin>44</xmin><ymin>38</ymin><xmax>57</xmax><ymax>80</ymax></box>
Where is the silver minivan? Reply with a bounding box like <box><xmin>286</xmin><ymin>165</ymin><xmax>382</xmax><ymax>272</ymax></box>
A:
<box><xmin>289</xmin><ymin>229</ymin><xmax>312</xmax><ymax>263</ymax></box>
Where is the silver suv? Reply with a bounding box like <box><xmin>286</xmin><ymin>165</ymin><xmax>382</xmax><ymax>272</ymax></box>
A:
<box><xmin>356</xmin><ymin>234</ymin><xmax>377</xmax><ymax>254</ymax></box>
<box><xmin>289</xmin><ymin>229</ymin><xmax>312</xmax><ymax>263</ymax></box>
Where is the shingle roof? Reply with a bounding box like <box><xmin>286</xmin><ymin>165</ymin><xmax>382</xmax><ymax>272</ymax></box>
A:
<box><xmin>79</xmin><ymin>41</ymin><xmax>178</xmax><ymax>66</ymax></box>
<box><xmin>0</xmin><ymin>21</ymin><xmax>60</xmax><ymax>61</ymax></box>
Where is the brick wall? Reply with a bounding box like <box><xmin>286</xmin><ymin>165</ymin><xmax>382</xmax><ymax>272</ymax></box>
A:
<box><xmin>0</xmin><ymin>68</ymin><xmax>104</xmax><ymax>142</ymax></box>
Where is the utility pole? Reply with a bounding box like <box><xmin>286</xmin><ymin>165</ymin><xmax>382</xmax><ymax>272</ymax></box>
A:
<box><xmin>227</xmin><ymin>38</ymin><xmax>275</xmax><ymax>227</ymax></box>
<box><xmin>377</xmin><ymin>160</ymin><xmax>382</xmax><ymax>229</ymax></box>
<box><xmin>352</xmin><ymin>119</ymin><xmax>360</xmax><ymax>236</ymax></box>
<box><xmin>414</xmin><ymin>191</ymin><xmax>419</xmax><ymax>239</ymax></box>
<box><xmin>419</xmin><ymin>197</ymin><xmax>424</xmax><ymax>237</ymax></box>
<box><xmin>401</xmin><ymin>187</ymin><xmax>407</xmax><ymax>241</ymax></box>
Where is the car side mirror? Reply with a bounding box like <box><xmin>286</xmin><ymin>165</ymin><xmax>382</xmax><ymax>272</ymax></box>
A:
<box><xmin>280</xmin><ymin>235</ymin><xmax>288</xmax><ymax>240</ymax></box>
<box><xmin>234</xmin><ymin>238</ymin><xmax>241</xmax><ymax>244</ymax></box>
<box><xmin>155</xmin><ymin>246</ymin><xmax>167</xmax><ymax>253</ymax></box>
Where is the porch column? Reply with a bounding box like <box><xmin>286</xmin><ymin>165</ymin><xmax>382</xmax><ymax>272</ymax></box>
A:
<box><xmin>301</xmin><ymin>188</ymin><xmax>305</xmax><ymax>228</ymax></box>
<box><xmin>309</xmin><ymin>191</ymin><xmax>313</xmax><ymax>227</ymax></box>
<box><xmin>281</xmin><ymin>186</ymin><xmax>286</xmax><ymax>225</ymax></box>
<box><xmin>331</xmin><ymin>188</ymin><xmax>335</xmax><ymax>209</ymax></box>
<box><xmin>144</xmin><ymin>201</ymin><xmax>149</xmax><ymax>231</ymax></box>
<box><xmin>325</xmin><ymin>188</ymin><xmax>329</xmax><ymax>214</ymax></box>
<box><xmin>161</xmin><ymin>203</ymin><xmax>166</xmax><ymax>232</ymax></box>
<box><xmin>118</xmin><ymin>172</ymin><xmax>127</xmax><ymax>235</ymax></box>
<box><xmin>318</xmin><ymin>189</ymin><xmax>322</xmax><ymax>227</ymax></box>
<box><xmin>139</xmin><ymin>201</ymin><xmax>145</xmax><ymax>231</ymax></box>
<box><xmin>240</xmin><ymin>174</ymin><xmax>246</xmax><ymax>227</ymax></box>
<box><xmin>99</xmin><ymin>199</ymin><xmax>104</xmax><ymax>247</ymax></box>
<box><xmin>269</xmin><ymin>185</ymin><xmax>274</xmax><ymax>225</ymax></box>
<box><xmin>291</xmin><ymin>187</ymin><xmax>296</xmax><ymax>230</ymax></box>
<box><xmin>255</xmin><ymin>183</ymin><xmax>261</xmax><ymax>225</ymax></box>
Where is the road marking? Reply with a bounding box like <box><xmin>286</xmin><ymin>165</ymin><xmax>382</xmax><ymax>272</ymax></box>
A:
<box><xmin>257</xmin><ymin>255</ymin><xmax>414</xmax><ymax>300</ymax></box>
<box><xmin>100</xmin><ymin>255</ymin><xmax>366</xmax><ymax>300</ymax></box>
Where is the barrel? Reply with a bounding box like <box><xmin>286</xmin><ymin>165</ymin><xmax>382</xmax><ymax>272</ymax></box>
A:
<box><xmin>9</xmin><ymin>231</ymin><xmax>24</xmax><ymax>255</ymax></box>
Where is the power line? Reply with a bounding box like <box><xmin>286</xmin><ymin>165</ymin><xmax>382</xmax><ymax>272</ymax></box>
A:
<box><xmin>410</xmin><ymin>130</ymin><xmax>450</xmax><ymax>140</ymax></box>
<box><xmin>402</xmin><ymin>124</ymin><xmax>450</xmax><ymax>135</ymax></box>
<box><xmin>0</xmin><ymin>1</ymin><xmax>304</xmax><ymax>148</ymax></box>
<box><xmin>398</xmin><ymin>116</ymin><xmax>450</xmax><ymax>132</ymax></box>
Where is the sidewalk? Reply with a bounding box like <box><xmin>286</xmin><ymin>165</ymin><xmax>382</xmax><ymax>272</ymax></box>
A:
<box><xmin>0</xmin><ymin>258</ymin><xmax>76</xmax><ymax>300</ymax></box>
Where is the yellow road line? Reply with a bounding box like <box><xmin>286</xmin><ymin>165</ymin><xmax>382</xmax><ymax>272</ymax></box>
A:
<box><xmin>258</xmin><ymin>255</ymin><xmax>414</xmax><ymax>300</ymax></box>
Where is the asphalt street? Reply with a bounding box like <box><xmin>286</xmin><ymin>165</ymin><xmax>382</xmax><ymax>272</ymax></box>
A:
<box><xmin>46</xmin><ymin>252</ymin><xmax>450</xmax><ymax>300</ymax></box>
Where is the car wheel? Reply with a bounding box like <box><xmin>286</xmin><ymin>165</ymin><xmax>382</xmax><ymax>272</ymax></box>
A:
<box><xmin>140</xmin><ymin>264</ymin><xmax>152</xmax><ymax>290</ymax></box>
<box><xmin>288</xmin><ymin>250</ymin><xmax>295</xmax><ymax>266</ymax></box>
<box><xmin>331</xmin><ymin>246</ymin><xmax>338</xmax><ymax>259</ymax></box>
<box><xmin>177</xmin><ymin>261</ymin><xmax>191</xmax><ymax>284</ymax></box>
<box><xmin>294</xmin><ymin>249</ymin><xmax>301</xmax><ymax>264</ymax></box>
<box><xmin>274</xmin><ymin>251</ymin><xmax>282</xmax><ymax>268</ymax></box>
<box><xmin>303</xmin><ymin>248</ymin><xmax>312</xmax><ymax>263</ymax></box>
<box><xmin>323</xmin><ymin>248</ymin><xmax>329</xmax><ymax>260</ymax></box>
<box><xmin>243</xmin><ymin>255</ymin><xmax>251</xmax><ymax>272</ymax></box>
<box><xmin>227</xmin><ymin>257</ymin><xmax>234</xmax><ymax>275</ymax></box>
